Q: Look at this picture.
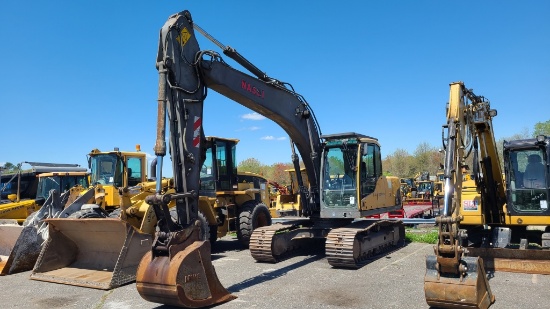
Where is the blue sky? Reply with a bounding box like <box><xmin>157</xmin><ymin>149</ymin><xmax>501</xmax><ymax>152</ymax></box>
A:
<box><xmin>1</xmin><ymin>1</ymin><xmax>549</xmax><ymax>177</ymax></box>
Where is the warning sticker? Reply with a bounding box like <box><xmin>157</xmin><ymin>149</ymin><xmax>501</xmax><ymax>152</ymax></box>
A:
<box><xmin>463</xmin><ymin>200</ymin><xmax>478</xmax><ymax>211</ymax></box>
<box><xmin>176</xmin><ymin>27</ymin><xmax>191</xmax><ymax>47</ymax></box>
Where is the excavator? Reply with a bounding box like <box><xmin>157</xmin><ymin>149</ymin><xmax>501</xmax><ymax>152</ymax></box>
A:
<box><xmin>424</xmin><ymin>82</ymin><xmax>550</xmax><ymax>309</ymax></box>
<box><xmin>135</xmin><ymin>10</ymin><xmax>404</xmax><ymax>308</ymax></box>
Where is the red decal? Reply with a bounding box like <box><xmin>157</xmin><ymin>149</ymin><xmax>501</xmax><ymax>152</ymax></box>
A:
<box><xmin>241</xmin><ymin>80</ymin><xmax>265</xmax><ymax>99</ymax></box>
<box><xmin>193</xmin><ymin>116</ymin><xmax>201</xmax><ymax>148</ymax></box>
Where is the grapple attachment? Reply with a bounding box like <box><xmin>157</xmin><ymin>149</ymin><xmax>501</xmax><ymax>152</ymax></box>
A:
<box><xmin>30</xmin><ymin>218</ymin><xmax>152</xmax><ymax>289</ymax></box>
<box><xmin>425</xmin><ymin>255</ymin><xmax>495</xmax><ymax>309</ymax></box>
<box><xmin>136</xmin><ymin>225</ymin><xmax>236</xmax><ymax>308</ymax></box>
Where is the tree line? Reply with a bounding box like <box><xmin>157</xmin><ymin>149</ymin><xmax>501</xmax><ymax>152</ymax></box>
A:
<box><xmin>238</xmin><ymin>120</ymin><xmax>550</xmax><ymax>184</ymax></box>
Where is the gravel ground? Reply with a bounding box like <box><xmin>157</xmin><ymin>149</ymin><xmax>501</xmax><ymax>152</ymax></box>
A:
<box><xmin>1</xmin><ymin>235</ymin><xmax>549</xmax><ymax>309</ymax></box>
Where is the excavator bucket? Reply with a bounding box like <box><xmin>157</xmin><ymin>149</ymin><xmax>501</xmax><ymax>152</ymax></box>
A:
<box><xmin>424</xmin><ymin>255</ymin><xmax>495</xmax><ymax>309</ymax></box>
<box><xmin>136</xmin><ymin>226</ymin><xmax>236</xmax><ymax>308</ymax></box>
<box><xmin>30</xmin><ymin>218</ymin><xmax>152</xmax><ymax>289</ymax></box>
<box><xmin>0</xmin><ymin>220</ymin><xmax>23</xmax><ymax>273</ymax></box>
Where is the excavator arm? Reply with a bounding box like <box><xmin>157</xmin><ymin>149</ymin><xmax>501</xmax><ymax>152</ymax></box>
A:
<box><xmin>137</xmin><ymin>10</ymin><xmax>325</xmax><ymax>308</ymax></box>
<box><xmin>425</xmin><ymin>82</ymin><xmax>498</xmax><ymax>309</ymax></box>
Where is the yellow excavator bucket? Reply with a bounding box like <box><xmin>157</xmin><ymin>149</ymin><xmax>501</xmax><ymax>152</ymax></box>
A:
<box><xmin>0</xmin><ymin>220</ymin><xmax>23</xmax><ymax>273</ymax></box>
<box><xmin>424</xmin><ymin>255</ymin><xmax>495</xmax><ymax>309</ymax></box>
<box><xmin>136</xmin><ymin>225</ymin><xmax>236</xmax><ymax>308</ymax></box>
<box><xmin>30</xmin><ymin>218</ymin><xmax>152</xmax><ymax>289</ymax></box>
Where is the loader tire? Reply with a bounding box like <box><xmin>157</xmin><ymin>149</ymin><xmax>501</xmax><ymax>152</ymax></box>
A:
<box><xmin>68</xmin><ymin>209</ymin><xmax>107</xmax><ymax>219</ymax></box>
<box><xmin>169</xmin><ymin>209</ymin><xmax>215</xmax><ymax>243</ymax></box>
<box><xmin>237</xmin><ymin>202</ymin><xmax>272</xmax><ymax>247</ymax></box>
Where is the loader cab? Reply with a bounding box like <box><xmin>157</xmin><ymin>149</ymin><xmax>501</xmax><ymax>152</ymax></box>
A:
<box><xmin>200</xmin><ymin>137</ymin><xmax>238</xmax><ymax>196</ymax></box>
<box><xmin>320</xmin><ymin>133</ymin><xmax>383</xmax><ymax>218</ymax></box>
<box><xmin>504</xmin><ymin>135</ymin><xmax>549</xmax><ymax>215</ymax></box>
<box><xmin>35</xmin><ymin>172</ymin><xmax>90</xmax><ymax>204</ymax></box>
<box><xmin>88</xmin><ymin>146</ymin><xmax>147</xmax><ymax>207</ymax></box>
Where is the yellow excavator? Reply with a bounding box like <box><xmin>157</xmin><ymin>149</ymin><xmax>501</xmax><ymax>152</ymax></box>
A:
<box><xmin>135</xmin><ymin>10</ymin><xmax>403</xmax><ymax>308</ymax></box>
<box><xmin>424</xmin><ymin>82</ymin><xmax>550</xmax><ymax>309</ymax></box>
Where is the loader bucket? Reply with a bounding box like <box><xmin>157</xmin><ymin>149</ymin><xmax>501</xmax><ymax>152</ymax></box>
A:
<box><xmin>30</xmin><ymin>218</ymin><xmax>153</xmax><ymax>289</ymax></box>
<box><xmin>424</xmin><ymin>255</ymin><xmax>495</xmax><ymax>309</ymax></box>
<box><xmin>136</xmin><ymin>228</ymin><xmax>236</xmax><ymax>308</ymax></box>
<box><xmin>0</xmin><ymin>220</ymin><xmax>24</xmax><ymax>274</ymax></box>
<box><xmin>0</xmin><ymin>223</ymin><xmax>46</xmax><ymax>275</ymax></box>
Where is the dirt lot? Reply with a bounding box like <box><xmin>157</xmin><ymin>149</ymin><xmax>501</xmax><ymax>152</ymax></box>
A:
<box><xmin>1</xmin><ymin>235</ymin><xmax>549</xmax><ymax>308</ymax></box>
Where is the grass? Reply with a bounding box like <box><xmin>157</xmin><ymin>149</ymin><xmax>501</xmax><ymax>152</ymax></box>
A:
<box><xmin>405</xmin><ymin>230</ymin><xmax>438</xmax><ymax>244</ymax></box>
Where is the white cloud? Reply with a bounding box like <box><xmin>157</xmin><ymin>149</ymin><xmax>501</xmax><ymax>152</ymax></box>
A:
<box><xmin>241</xmin><ymin>113</ymin><xmax>266</xmax><ymax>121</ymax></box>
<box><xmin>261</xmin><ymin>136</ymin><xmax>287</xmax><ymax>141</ymax></box>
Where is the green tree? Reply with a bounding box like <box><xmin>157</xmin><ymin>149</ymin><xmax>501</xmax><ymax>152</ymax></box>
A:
<box><xmin>412</xmin><ymin>142</ymin><xmax>439</xmax><ymax>178</ymax></box>
<box><xmin>238</xmin><ymin>158</ymin><xmax>264</xmax><ymax>175</ymax></box>
<box><xmin>534</xmin><ymin>120</ymin><xmax>550</xmax><ymax>136</ymax></box>
<box><xmin>383</xmin><ymin>148</ymin><xmax>412</xmax><ymax>178</ymax></box>
<box><xmin>1</xmin><ymin>162</ymin><xmax>17</xmax><ymax>173</ymax></box>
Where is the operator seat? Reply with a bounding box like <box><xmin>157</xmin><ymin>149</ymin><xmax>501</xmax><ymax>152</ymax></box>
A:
<box><xmin>523</xmin><ymin>154</ymin><xmax>546</xmax><ymax>188</ymax></box>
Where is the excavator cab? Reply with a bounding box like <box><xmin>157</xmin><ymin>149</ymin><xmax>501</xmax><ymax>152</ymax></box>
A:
<box><xmin>320</xmin><ymin>133</ymin><xmax>401</xmax><ymax>218</ymax></box>
<box><xmin>505</xmin><ymin>139</ymin><xmax>549</xmax><ymax>210</ymax></box>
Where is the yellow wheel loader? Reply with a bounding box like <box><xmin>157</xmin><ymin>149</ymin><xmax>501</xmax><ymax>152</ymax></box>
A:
<box><xmin>0</xmin><ymin>162</ymin><xmax>87</xmax><ymax>223</ymax></box>
<box><xmin>0</xmin><ymin>147</ymin><xmax>148</xmax><ymax>276</ymax></box>
<box><xmin>29</xmin><ymin>136</ymin><xmax>272</xmax><ymax>290</ymax></box>
<box><xmin>29</xmin><ymin>178</ymin><xmax>173</xmax><ymax>289</ymax></box>
<box><xmin>270</xmin><ymin>168</ymin><xmax>308</xmax><ymax>217</ymax></box>
<box><xmin>195</xmin><ymin>137</ymin><xmax>272</xmax><ymax>247</ymax></box>
<box><xmin>425</xmin><ymin>82</ymin><xmax>550</xmax><ymax>309</ymax></box>
<box><xmin>0</xmin><ymin>165</ymin><xmax>88</xmax><ymax>275</ymax></box>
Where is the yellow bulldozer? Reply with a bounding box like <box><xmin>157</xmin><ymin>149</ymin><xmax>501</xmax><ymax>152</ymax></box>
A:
<box><xmin>29</xmin><ymin>136</ymin><xmax>272</xmax><ymax>290</ymax></box>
